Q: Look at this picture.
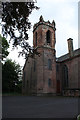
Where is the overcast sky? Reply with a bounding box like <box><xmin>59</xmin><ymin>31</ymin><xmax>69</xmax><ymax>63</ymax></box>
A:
<box><xmin>7</xmin><ymin>0</ymin><xmax>79</xmax><ymax>66</ymax></box>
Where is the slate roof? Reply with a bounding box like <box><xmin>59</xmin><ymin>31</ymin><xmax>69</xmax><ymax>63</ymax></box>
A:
<box><xmin>56</xmin><ymin>48</ymin><xmax>80</xmax><ymax>62</ymax></box>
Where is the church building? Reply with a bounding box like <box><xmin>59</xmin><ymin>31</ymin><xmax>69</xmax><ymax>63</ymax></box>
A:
<box><xmin>22</xmin><ymin>16</ymin><xmax>80</xmax><ymax>96</ymax></box>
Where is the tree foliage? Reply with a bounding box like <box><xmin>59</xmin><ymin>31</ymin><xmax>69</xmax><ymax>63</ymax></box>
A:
<box><xmin>2</xmin><ymin>2</ymin><xmax>39</xmax><ymax>59</ymax></box>
<box><xmin>0</xmin><ymin>34</ymin><xmax>9</xmax><ymax>62</ymax></box>
<box><xmin>2</xmin><ymin>59</ymin><xmax>22</xmax><ymax>93</ymax></box>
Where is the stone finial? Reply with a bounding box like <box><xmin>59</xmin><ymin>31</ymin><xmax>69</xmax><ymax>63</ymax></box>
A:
<box><xmin>48</xmin><ymin>20</ymin><xmax>50</xmax><ymax>24</ymax></box>
<box><xmin>39</xmin><ymin>15</ymin><xmax>44</xmax><ymax>22</ymax></box>
<box><xmin>52</xmin><ymin>20</ymin><xmax>55</xmax><ymax>27</ymax></box>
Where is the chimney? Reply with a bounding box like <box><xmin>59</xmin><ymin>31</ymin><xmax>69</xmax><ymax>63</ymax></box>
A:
<box><xmin>67</xmin><ymin>38</ymin><xmax>74</xmax><ymax>57</ymax></box>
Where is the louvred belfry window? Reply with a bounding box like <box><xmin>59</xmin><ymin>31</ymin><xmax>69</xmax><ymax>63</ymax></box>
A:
<box><xmin>46</xmin><ymin>30</ymin><xmax>51</xmax><ymax>43</ymax></box>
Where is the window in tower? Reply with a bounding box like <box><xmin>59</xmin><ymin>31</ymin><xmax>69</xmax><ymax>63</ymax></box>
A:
<box><xmin>56</xmin><ymin>64</ymin><xmax>59</xmax><ymax>72</ymax></box>
<box><xmin>48</xmin><ymin>59</ymin><xmax>52</xmax><ymax>70</ymax></box>
<box><xmin>46</xmin><ymin>30</ymin><xmax>51</xmax><ymax>44</ymax></box>
<box><xmin>35</xmin><ymin>32</ymin><xmax>37</xmax><ymax>46</ymax></box>
<box><xmin>48</xmin><ymin>78</ymin><xmax>51</xmax><ymax>87</ymax></box>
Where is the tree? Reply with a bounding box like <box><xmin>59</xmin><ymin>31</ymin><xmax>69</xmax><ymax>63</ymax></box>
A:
<box><xmin>1</xmin><ymin>2</ymin><xmax>39</xmax><ymax>59</ymax></box>
<box><xmin>2</xmin><ymin>59</ymin><xmax>22</xmax><ymax>93</ymax></box>
<box><xmin>0</xmin><ymin>34</ymin><xmax>9</xmax><ymax>62</ymax></box>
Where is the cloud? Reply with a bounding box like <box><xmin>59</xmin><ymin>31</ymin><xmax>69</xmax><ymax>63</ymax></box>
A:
<box><xmin>37</xmin><ymin>0</ymin><xmax>79</xmax><ymax>4</ymax></box>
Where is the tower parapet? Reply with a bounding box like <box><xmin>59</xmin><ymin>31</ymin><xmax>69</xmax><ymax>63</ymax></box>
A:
<box><xmin>33</xmin><ymin>15</ymin><xmax>56</xmax><ymax>32</ymax></box>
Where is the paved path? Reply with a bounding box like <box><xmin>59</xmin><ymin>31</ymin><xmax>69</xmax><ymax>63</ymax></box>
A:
<box><xmin>2</xmin><ymin>96</ymin><xmax>79</xmax><ymax>118</ymax></box>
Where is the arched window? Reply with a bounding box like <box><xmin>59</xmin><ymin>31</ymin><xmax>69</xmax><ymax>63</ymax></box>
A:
<box><xmin>35</xmin><ymin>32</ymin><xmax>37</xmax><ymax>46</ymax></box>
<box><xmin>62</xmin><ymin>64</ymin><xmax>68</xmax><ymax>89</ymax></box>
<box><xmin>48</xmin><ymin>78</ymin><xmax>51</xmax><ymax>87</ymax></box>
<box><xmin>48</xmin><ymin>59</ymin><xmax>52</xmax><ymax>70</ymax></box>
<box><xmin>46</xmin><ymin>30</ymin><xmax>51</xmax><ymax>43</ymax></box>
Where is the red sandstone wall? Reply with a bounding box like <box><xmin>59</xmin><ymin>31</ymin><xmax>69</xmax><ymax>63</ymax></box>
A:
<box><xmin>23</xmin><ymin>18</ymin><xmax>56</xmax><ymax>95</ymax></box>
<box><xmin>57</xmin><ymin>55</ymin><xmax>80</xmax><ymax>92</ymax></box>
<box><xmin>64</xmin><ymin>56</ymin><xmax>80</xmax><ymax>88</ymax></box>
<box><xmin>35</xmin><ymin>47</ymin><xmax>56</xmax><ymax>94</ymax></box>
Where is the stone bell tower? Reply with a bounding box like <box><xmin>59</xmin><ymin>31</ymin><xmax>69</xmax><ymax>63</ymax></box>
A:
<box><xmin>33</xmin><ymin>15</ymin><xmax>56</xmax><ymax>49</ymax></box>
<box><xmin>33</xmin><ymin>15</ymin><xmax>57</xmax><ymax>94</ymax></box>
